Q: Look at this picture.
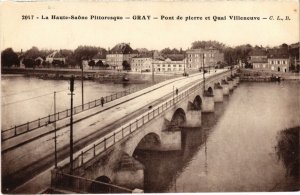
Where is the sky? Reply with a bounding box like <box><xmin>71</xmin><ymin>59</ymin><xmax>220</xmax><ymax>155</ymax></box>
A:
<box><xmin>0</xmin><ymin>0</ymin><xmax>299</xmax><ymax>52</ymax></box>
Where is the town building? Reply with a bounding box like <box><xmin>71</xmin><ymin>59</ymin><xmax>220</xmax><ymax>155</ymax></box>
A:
<box><xmin>131</xmin><ymin>55</ymin><xmax>153</xmax><ymax>72</ymax></box>
<box><xmin>152</xmin><ymin>57</ymin><xmax>186</xmax><ymax>73</ymax></box>
<box><xmin>249</xmin><ymin>49</ymin><xmax>268</xmax><ymax>69</ymax></box>
<box><xmin>45</xmin><ymin>51</ymin><xmax>66</xmax><ymax>64</ymax></box>
<box><xmin>249</xmin><ymin>48</ymin><xmax>290</xmax><ymax>72</ymax></box>
<box><xmin>34</xmin><ymin>57</ymin><xmax>44</xmax><ymax>67</ymax></box>
<box><xmin>186</xmin><ymin>48</ymin><xmax>224</xmax><ymax>70</ymax></box>
<box><xmin>106</xmin><ymin>43</ymin><xmax>138</xmax><ymax>70</ymax></box>
<box><xmin>267</xmin><ymin>54</ymin><xmax>290</xmax><ymax>72</ymax></box>
<box><xmin>92</xmin><ymin>51</ymin><xmax>107</xmax><ymax>64</ymax></box>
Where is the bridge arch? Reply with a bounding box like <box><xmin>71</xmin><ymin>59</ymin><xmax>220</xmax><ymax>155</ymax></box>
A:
<box><xmin>207</xmin><ymin>86</ymin><xmax>213</xmax><ymax>96</ymax></box>
<box><xmin>192</xmin><ymin>95</ymin><xmax>202</xmax><ymax>110</ymax></box>
<box><xmin>215</xmin><ymin>81</ymin><xmax>221</xmax><ymax>85</ymax></box>
<box><xmin>89</xmin><ymin>175</ymin><xmax>112</xmax><ymax>193</ymax></box>
<box><xmin>125</xmin><ymin>132</ymin><xmax>162</xmax><ymax>157</ymax></box>
<box><xmin>170</xmin><ymin>108</ymin><xmax>186</xmax><ymax>127</ymax></box>
<box><xmin>134</xmin><ymin>132</ymin><xmax>161</xmax><ymax>152</ymax></box>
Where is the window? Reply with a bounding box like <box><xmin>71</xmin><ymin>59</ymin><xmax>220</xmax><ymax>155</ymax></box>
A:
<box><xmin>283</xmin><ymin>61</ymin><xmax>286</xmax><ymax>64</ymax></box>
<box><xmin>277</xmin><ymin>61</ymin><xmax>280</xmax><ymax>64</ymax></box>
<box><xmin>173</xmin><ymin>65</ymin><xmax>176</xmax><ymax>67</ymax></box>
<box><xmin>168</xmin><ymin>64</ymin><xmax>171</xmax><ymax>67</ymax></box>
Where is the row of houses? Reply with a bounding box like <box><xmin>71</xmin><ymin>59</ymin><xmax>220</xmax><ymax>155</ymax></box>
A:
<box><xmin>22</xmin><ymin>43</ymin><xmax>298</xmax><ymax>73</ymax></box>
<box><xmin>18</xmin><ymin>50</ymin><xmax>67</xmax><ymax>68</ymax></box>
<box><xmin>16</xmin><ymin>43</ymin><xmax>225</xmax><ymax>72</ymax></box>
<box><xmin>98</xmin><ymin>43</ymin><xmax>225</xmax><ymax>73</ymax></box>
<box><xmin>249</xmin><ymin>49</ymin><xmax>293</xmax><ymax>73</ymax></box>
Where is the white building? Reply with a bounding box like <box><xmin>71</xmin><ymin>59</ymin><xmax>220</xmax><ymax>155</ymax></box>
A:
<box><xmin>153</xmin><ymin>58</ymin><xmax>186</xmax><ymax>73</ymax></box>
<box><xmin>131</xmin><ymin>56</ymin><xmax>153</xmax><ymax>72</ymax></box>
<box><xmin>268</xmin><ymin>57</ymin><xmax>290</xmax><ymax>72</ymax></box>
<box><xmin>45</xmin><ymin>51</ymin><xmax>65</xmax><ymax>64</ymax></box>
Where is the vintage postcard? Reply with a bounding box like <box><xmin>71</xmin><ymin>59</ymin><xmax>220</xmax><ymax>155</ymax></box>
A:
<box><xmin>0</xmin><ymin>0</ymin><xmax>299</xmax><ymax>194</ymax></box>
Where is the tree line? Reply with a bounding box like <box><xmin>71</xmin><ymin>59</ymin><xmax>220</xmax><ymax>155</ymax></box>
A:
<box><xmin>1</xmin><ymin>46</ymin><xmax>107</xmax><ymax>68</ymax></box>
<box><xmin>1</xmin><ymin>41</ymin><xmax>299</xmax><ymax>71</ymax></box>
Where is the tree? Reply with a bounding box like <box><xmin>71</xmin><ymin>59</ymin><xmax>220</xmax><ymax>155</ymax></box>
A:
<box><xmin>73</xmin><ymin>46</ymin><xmax>106</xmax><ymax>65</ymax></box>
<box><xmin>122</xmin><ymin>60</ymin><xmax>131</xmax><ymax>70</ymax></box>
<box><xmin>191</xmin><ymin>40</ymin><xmax>225</xmax><ymax>50</ymax></box>
<box><xmin>88</xmin><ymin>60</ymin><xmax>95</xmax><ymax>67</ymax></box>
<box><xmin>160</xmin><ymin>48</ymin><xmax>172</xmax><ymax>55</ymax></box>
<box><xmin>1</xmin><ymin>48</ymin><xmax>19</xmax><ymax>67</ymax></box>
<box><xmin>95</xmin><ymin>60</ymin><xmax>104</xmax><ymax>67</ymax></box>
<box><xmin>23</xmin><ymin>58</ymin><xmax>35</xmax><ymax>68</ymax></box>
<box><xmin>24</xmin><ymin>46</ymin><xmax>41</xmax><ymax>59</ymax></box>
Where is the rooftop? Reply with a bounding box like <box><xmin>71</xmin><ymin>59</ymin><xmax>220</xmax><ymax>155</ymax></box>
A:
<box><xmin>47</xmin><ymin>51</ymin><xmax>65</xmax><ymax>58</ymax></box>
<box><xmin>109</xmin><ymin>43</ymin><xmax>136</xmax><ymax>54</ymax></box>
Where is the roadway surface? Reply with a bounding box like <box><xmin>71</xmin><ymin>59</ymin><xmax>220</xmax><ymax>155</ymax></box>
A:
<box><xmin>2</xmin><ymin>69</ymin><xmax>226</xmax><ymax>193</ymax></box>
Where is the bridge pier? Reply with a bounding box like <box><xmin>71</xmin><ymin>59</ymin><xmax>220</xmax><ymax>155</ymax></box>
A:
<box><xmin>185</xmin><ymin>110</ymin><xmax>202</xmax><ymax>127</ymax></box>
<box><xmin>214</xmin><ymin>84</ymin><xmax>223</xmax><ymax>102</ymax></box>
<box><xmin>221</xmin><ymin>80</ymin><xmax>229</xmax><ymax>95</ymax></box>
<box><xmin>233</xmin><ymin>78</ymin><xmax>237</xmax><ymax>87</ymax></box>
<box><xmin>202</xmin><ymin>94</ymin><xmax>214</xmax><ymax>113</ymax></box>
<box><xmin>114</xmin><ymin>153</ymin><xmax>144</xmax><ymax>190</ymax></box>
<box><xmin>160</xmin><ymin>130</ymin><xmax>182</xmax><ymax>151</ymax></box>
<box><xmin>234</xmin><ymin>77</ymin><xmax>240</xmax><ymax>86</ymax></box>
<box><xmin>227</xmin><ymin>78</ymin><xmax>234</xmax><ymax>91</ymax></box>
<box><xmin>236</xmin><ymin>76</ymin><xmax>240</xmax><ymax>84</ymax></box>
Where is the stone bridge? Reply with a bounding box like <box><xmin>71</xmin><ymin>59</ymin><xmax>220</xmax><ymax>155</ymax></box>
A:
<box><xmin>52</xmin><ymin>69</ymin><xmax>240</xmax><ymax>192</ymax></box>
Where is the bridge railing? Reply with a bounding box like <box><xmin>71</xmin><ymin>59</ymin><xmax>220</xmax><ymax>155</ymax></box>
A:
<box><xmin>69</xmin><ymin>70</ymin><xmax>232</xmax><ymax>171</ymax></box>
<box><xmin>51</xmin><ymin>170</ymin><xmax>133</xmax><ymax>193</ymax></box>
<box><xmin>1</xmin><ymin>86</ymin><xmax>145</xmax><ymax>141</ymax></box>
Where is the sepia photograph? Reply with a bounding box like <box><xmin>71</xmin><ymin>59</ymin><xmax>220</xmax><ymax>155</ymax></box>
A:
<box><xmin>0</xmin><ymin>0</ymin><xmax>299</xmax><ymax>194</ymax></box>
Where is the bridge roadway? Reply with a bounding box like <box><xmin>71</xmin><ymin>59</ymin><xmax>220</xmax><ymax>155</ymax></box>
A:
<box><xmin>3</xmin><ymin>69</ymin><xmax>227</xmax><ymax>193</ymax></box>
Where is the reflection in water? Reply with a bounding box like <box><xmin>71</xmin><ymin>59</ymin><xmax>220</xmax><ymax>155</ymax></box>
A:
<box><xmin>275</xmin><ymin>126</ymin><xmax>299</xmax><ymax>189</ymax></box>
<box><xmin>134</xmin><ymin>82</ymin><xmax>300</xmax><ymax>192</ymax></box>
<box><xmin>134</xmin><ymin>98</ymin><xmax>229</xmax><ymax>192</ymax></box>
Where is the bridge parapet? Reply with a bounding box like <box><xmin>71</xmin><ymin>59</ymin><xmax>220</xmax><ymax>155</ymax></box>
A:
<box><xmin>51</xmin><ymin>169</ymin><xmax>134</xmax><ymax>193</ymax></box>
<box><xmin>1</xmin><ymin>86</ymin><xmax>143</xmax><ymax>141</ymax></box>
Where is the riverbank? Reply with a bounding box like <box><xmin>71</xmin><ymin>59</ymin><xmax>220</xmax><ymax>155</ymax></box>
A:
<box><xmin>239</xmin><ymin>69</ymin><xmax>300</xmax><ymax>82</ymax></box>
<box><xmin>1</xmin><ymin>67</ymin><xmax>182</xmax><ymax>84</ymax></box>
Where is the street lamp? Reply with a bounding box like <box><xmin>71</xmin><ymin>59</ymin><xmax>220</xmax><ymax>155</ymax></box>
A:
<box><xmin>69</xmin><ymin>76</ymin><xmax>75</xmax><ymax>174</ymax></box>
<box><xmin>81</xmin><ymin>60</ymin><xmax>84</xmax><ymax>110</ymax></box>
<box><xmin>202</xmin><ymin>53</ymin><xmax>205</xmax><ymax>93</ymax></box>
<box><xmin>209</xmin><ymin>50</ymin><xmax>211</xmax><ymax>73</ymax></box>
<box><xmin>53</xmin><ymin>91</ymin><xmax>57</xmax><ymax>168</ymax></box>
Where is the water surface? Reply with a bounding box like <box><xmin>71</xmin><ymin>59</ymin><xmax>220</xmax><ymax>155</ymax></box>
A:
<box><xmin>135</xmin><ymin>81</ymin><xmax>299</xmax><ymax>192</ymax></box>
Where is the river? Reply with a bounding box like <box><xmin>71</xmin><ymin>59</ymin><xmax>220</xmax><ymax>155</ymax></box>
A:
<box><xmin>1</xmin><ymin>75</ymin><xmax>148</xmax><ymax>130</ymax></box>
<box><xmin>1</xmin><ymin>76</ymin><xmax>299</xmax><ymax>192</ymax></box>
<box><xmin>134</xmin><ymin>81</ymin><xmax>299</xmax><ymax>192</ymax></box>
